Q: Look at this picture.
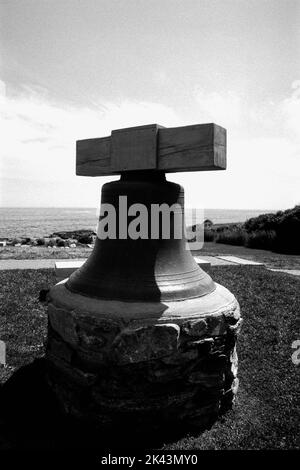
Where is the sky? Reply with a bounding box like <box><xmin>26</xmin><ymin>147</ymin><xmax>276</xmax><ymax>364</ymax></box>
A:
<box><xmin>0</xmin><ymin>0</ymin><xmax>299</xmax><ymax>209</ymax></box>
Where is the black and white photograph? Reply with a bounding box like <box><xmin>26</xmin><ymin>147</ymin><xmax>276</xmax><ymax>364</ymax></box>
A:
<box><xmin>0</xmin><ymin>0</ymin><xmax>299</xmax><ymax>458</ymax></box>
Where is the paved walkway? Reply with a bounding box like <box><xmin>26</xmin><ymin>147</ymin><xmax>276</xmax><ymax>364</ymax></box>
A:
<box><xmin>0</xmin><ymin>259</ymin><xmax>75</xmax><ymax>270</ymax></box>
<box><xmin>268</xmin><ymin>268</ymin><xmax>300</xmax><ymax>277</ymax></box>
<box><xmin>0</xmin><ymin>255</ymin><xmax>259</xmax><ymax>270</ymax></box>
<box><xmin>196</xmin><ymin>255</ymin><xmax>236</xmax><ymax>266</ymax></box>
<box><xmin>1</xmin><ymin>257</ymin><xmax>299</xmax><ymax>277</ymax></box>
<box><xmin>0</xmin><ymin>256</ymin><xmax>238</xmax><ymax>270</ymax></box>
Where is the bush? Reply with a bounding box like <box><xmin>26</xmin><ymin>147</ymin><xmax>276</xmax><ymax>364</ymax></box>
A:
<box><xmin>36</xmin><ymin>238</ymin><xmax>45</xmax><ymax>246</ymax></box>
<box><xmin>56</xmin><ymin>239</ymin><xmax>66</xmax><ymax>247</ymax></box>
<box><xmin>204</xmin><ymin>229</ymin><xmax>215</xmax><ymax>242</ymax></box>
<box><xmin>245</xmin><ymin>230</ymin><xmax>277</xmax><ymax>250</ymax></box>
<box><xmin>216</xmin><ymin>225</ymin><xmax>229</xmax><ymax>232</ymax></box>
<box><xmin>204</xmin><ymin>206</ymin><xmax>300</xmax><ymax>253</ymax></box>
<box><xmin>275</xmin><ymin>206</ymin><xmax>300</xmax><ymax>254</ymax></box>
<box><xmin>244</xmin><ymin>212</ymin><xmax>280</xmax><ymax>233</ymax></box>
<box><xmin>245</xmin><ymin>205</ymin><xmax>300</xmax><ymax>254</ymax></box>
<box><xmin>216</xmin><ymin>228</ymin><xmax>247</xmax><ymax>246</ymax></box>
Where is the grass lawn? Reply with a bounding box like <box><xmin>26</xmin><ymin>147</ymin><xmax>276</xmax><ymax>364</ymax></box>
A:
<box><xmin>0</xmin><ymin>267</ymin><xmax>299</xmax><ymax>450</ymax></box>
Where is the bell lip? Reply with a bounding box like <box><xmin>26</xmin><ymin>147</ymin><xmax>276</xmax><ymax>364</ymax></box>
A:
<box><xmin>49</xmin><ymin>280</ymin><xmax>239</xmax><ymax>323</ymax></box>
<box><xmin>65</xmin><ymin>261</ymin><xmax>216</xmax><ymax>302</ymax></box>
<box><xmin>65</xmin><ymin>276</ymin><xmax>217</xmax><ymax>303</ymax></box>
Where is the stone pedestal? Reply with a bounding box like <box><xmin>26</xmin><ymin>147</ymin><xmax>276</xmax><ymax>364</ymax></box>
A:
<box><xmin>46</xmin><ymin>280</ymin><xmax>241</xmax><ymax>432</ymax></box>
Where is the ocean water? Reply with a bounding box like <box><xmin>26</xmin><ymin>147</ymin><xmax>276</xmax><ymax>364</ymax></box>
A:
<box><xmin>0</xmin><ymin>207</ymin><xmax>277</xmax><ymax>239</ymax></box>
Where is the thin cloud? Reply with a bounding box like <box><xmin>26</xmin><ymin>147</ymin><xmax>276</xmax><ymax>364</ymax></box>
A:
<box><xmin>0</xmin><ymin>81</ymin><xmax>182</xmax><ymax>186</ymax></box>
<box><xmin>194</xmin><ymin>89</ymin><xmax>243</xmax><ymax>130</ymax></box>
<box><xmin>1</xmin><ymin>79</ymin><xmax>299</xmax><ymax>209</ymax></box>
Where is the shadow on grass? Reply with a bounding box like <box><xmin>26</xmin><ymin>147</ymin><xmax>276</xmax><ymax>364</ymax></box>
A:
<box><xmin>0</xmin><ymin>359</ymin><xmax>215</xmax><ymax>450</ymax></box>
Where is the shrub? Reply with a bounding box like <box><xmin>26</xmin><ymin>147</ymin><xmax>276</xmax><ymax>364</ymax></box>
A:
<box><xmin>204</xmin><ymin>229</ymin><xmax>215</xmax><ymax>242</ymax></box>
<box><xmin>36</xmin><ymin>238</ymin><xmax>45</xmax><ymax>246</ymax></box>
<box><xmin>216</xmin><ymin>225</ymin><xmax>229</xmax><ymax>232</ymax></box>
<box><xmin>216</xmin><ymin>228</ymin><xmax>247</xmax><ymax>246</ymax></box>
<box><xmin>244</xmin><ymin>213</ymin><xmax>280</xmax><ymax>233</ymax></box>
<box><xmin>275</xmin><ymin>206</ymin><xmax>300</xmax><ymax>254</ymax></box>
<box><xmin>244</xmin><ymin>205</ymin><xmax>300</xmax><ymax>254</ymax></box>
<box><xmin>56</xmin><ymin>239</ymin><xmax>66</xmax><ymax>247</ymax></box>
<box><xmin>245</xmin><ymin>230</ymin><xmax>277</xmax><ymax>250</ymax></box>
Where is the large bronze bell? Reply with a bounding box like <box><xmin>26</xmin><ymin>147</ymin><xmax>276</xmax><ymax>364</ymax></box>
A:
<box><xmin>67</xmin><ymin>171</ymin><xmax>215</xmax><ymax>301</ymax></box>
<box><xmin>45</xmin><ymin>124</ymin><xmax>241</xmax><ymax>436</ymax></box>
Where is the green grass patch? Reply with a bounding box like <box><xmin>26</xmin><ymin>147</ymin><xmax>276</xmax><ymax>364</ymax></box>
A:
<box><xmin>165</xmin><ymin>266</ymin><xmax>300</xmax><ymax>449</ymax></box>
<box><xmin>0</xmin><ymin>269</ymin><xmax>55</xmax><ymax>383</ymax></box>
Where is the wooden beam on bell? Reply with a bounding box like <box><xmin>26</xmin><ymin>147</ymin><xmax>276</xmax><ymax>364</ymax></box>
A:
<box><xmin>76</xmin><ymin>123</ymin><xmax>226</xmax><ymax>176</ymax></box>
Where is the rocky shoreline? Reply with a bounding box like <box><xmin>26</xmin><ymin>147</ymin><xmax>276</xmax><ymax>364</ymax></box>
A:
<box><xmin>0</xmin><ymin>230</ymin><xmax>96</xmax><ymax>248</ymax></box>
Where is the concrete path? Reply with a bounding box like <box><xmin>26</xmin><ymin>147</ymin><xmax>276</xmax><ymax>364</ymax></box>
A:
<box><xmin>0</xmin><ymin>256</ymin><xmax>238</xmax><ymax>270</ymax></box>
<box><xmin>268</xmin><ymin>268</ymin><xmax>300</xmax><ymax>277</ymax></box>
<box><xmin>0</xmin><ymin>255</ymin><xmax>252</xmax><ymax>271</ymax></box>
<box><xmin>1</xmin><ymin>257</ymin><xmax>299</xmax><ymax>278</ymax></box>
<box><xmin>215</xmin><ymin>255</ymin><xmax>264</xmax><ymax>266</ymax></box>
<box><xmin>195</xmin><ymin>255</ymin><xmax>236</xmax><ymax>266</ymax></box>
<box><xmin>0</xmin><ymin>259</ymin><xmax>82</xmax><ymax>270</ymax></box>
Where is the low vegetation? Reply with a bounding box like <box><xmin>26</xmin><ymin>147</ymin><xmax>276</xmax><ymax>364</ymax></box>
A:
<box><xmin>200</xmin><ymin>206</ymin><xmax>300</xmax><ymax>254</ymax></box>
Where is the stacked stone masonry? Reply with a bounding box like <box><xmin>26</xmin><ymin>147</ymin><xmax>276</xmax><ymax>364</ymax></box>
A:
<box><xmin>46</xmin><ymin>283</ymin><xmax>242</xmax><ymax>432</ymax></box>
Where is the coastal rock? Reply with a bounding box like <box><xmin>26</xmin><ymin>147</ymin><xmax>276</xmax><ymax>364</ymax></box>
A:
<box><xmin>21</xmin><ymin>238</ymin><xmax>32</xmax><ymax>245</ymax></box>
<box><xmin>51</xmin><ymin>230</ymin><xmax>96</xmax><ymax>240</ymax></box>
<box><xmin>12</xmin><ymin>238</ymin><xmax>22</xmax><ymax>245</ymax></box>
